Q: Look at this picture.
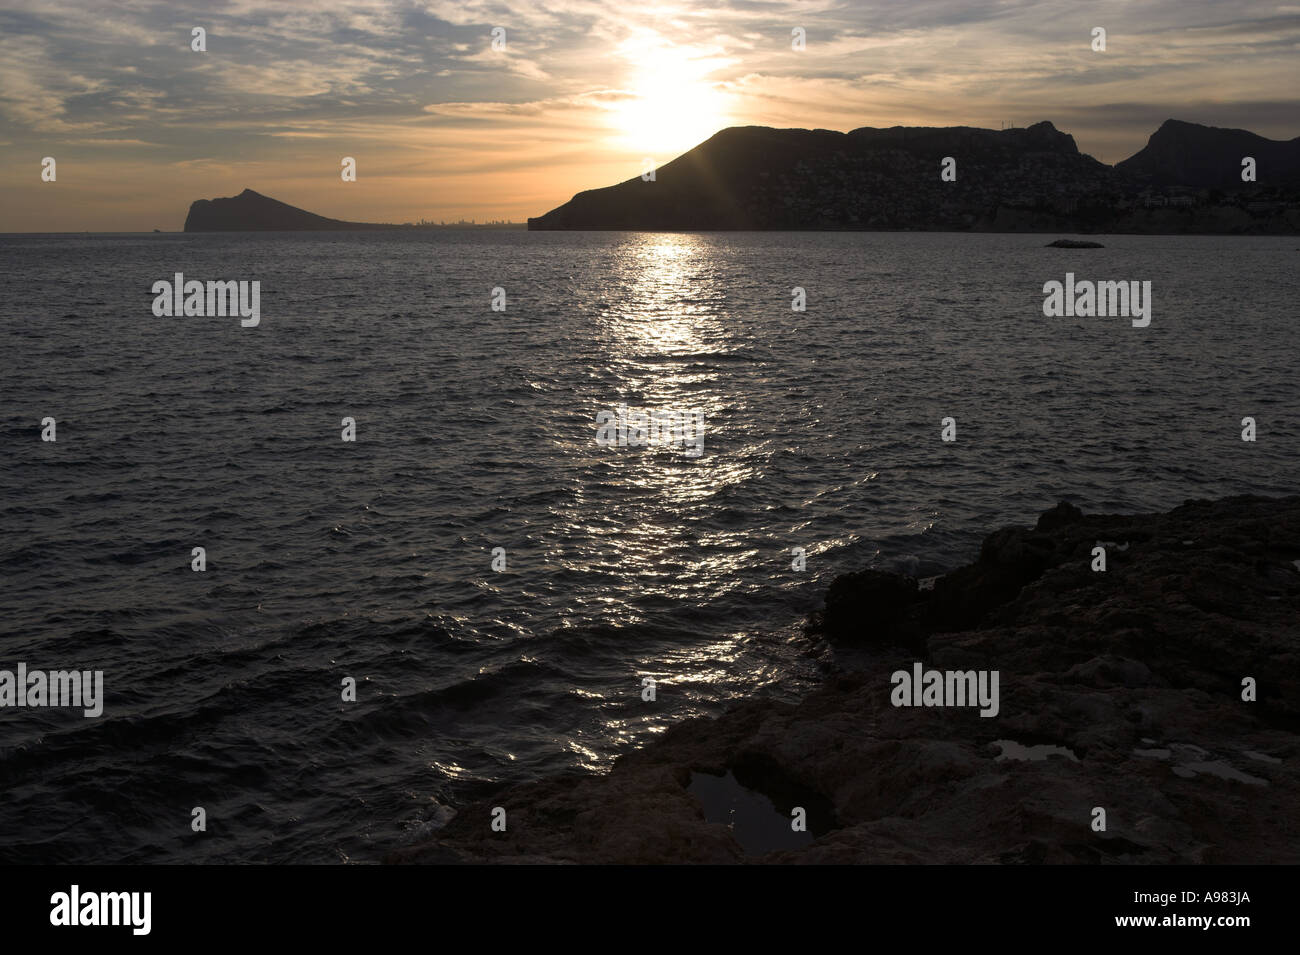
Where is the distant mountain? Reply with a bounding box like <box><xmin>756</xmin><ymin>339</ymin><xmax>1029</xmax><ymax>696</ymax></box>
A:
<box><xmin>1115</xmin><ymin>119</ymin><xmax>1300</xmax><ymax>188</ymax></box>
<box><xmin>184</xmin><ymin>189</ymin><xmax>398</xmax><ymax>231</ymax></box>
<box><xmin>529</xmin><ymin>120</ymin><xmax>1300</xmax><ymax>233</ymax></box>
<box><xmin>531</xmin><ymin>121</ymin><xmax>1108</xmax><ymax>230</ymax></box>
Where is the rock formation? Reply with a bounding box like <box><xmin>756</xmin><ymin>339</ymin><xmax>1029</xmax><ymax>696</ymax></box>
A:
<box><xmin>389</xmin><ymin>495</ymin><xmax>1300</xmax><ymax>864</ymax></box>
<box><xmin>1116</xmin><ymin>119</ymin><xmax>1300</xmax><ymax>189</ymax></box>
<box><xmin>528</xmin><ymin>120</ymin><xmax>1300</xmax><ymax>233</ymax></box>
<box><xmin>183</xmin><ymin>188</ymin><xmax>397</xmax><ymax>231</ymax></box>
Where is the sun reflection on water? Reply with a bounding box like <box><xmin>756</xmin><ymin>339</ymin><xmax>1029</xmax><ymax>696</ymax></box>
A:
<box><xmin>572</xmin><ymin>234</ymin><xmax>783</xmax><ymax>731</ymax></box>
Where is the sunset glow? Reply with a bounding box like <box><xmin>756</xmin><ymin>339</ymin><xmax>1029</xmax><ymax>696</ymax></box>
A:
<box><xmin>0</xmin><ymin>0</ymin><xmax>1296</xmax><ymax>231</ymax></box>
<box><xmin>611</xmin><ymin>43</ymin><xmax>731</xmax><ymax>156</ymax></box>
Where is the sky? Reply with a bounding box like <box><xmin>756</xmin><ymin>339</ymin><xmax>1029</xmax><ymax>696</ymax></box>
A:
<box><xmin>1</xmin><ymin>0</ymin><xmax>1297</xmax><ymax>231</ymax></box>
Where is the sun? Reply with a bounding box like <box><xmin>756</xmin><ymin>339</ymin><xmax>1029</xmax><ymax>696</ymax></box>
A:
<box><xmin>612</xmin><ymin>45</ymin><xmax>728</xmax><ymax>158</ymax></box>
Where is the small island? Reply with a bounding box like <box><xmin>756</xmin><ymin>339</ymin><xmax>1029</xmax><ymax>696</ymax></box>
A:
<box><xmin>183</xmin><ymin>189</ymin><xmax>524</xmax><ymax>232</ymax></box>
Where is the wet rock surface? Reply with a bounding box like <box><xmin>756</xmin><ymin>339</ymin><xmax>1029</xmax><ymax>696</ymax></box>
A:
<box><xmin>388</xmin><ymin>495</ymin><xmax>1300</xmax><ymax>864</ymax></box>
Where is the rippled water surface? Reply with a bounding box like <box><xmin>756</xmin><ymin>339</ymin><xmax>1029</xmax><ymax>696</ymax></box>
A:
<box><xmin>1</xmin><ymin>230</ymin><xmax>1296</xmax><ymax>862</ymax></box>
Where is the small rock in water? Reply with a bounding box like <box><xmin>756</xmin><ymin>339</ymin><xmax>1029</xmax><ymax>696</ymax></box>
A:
<box><xmin>1047</xmin><ymin>238</ymin><xmax>1105</xmax><ymax>248</ymax></box>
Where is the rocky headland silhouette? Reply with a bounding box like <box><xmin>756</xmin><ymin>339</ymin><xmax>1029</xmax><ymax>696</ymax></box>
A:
<box><xmin>528</xmin><ymin>119</ymin><xmax>1300</xmax><ymax>233</ymax></box>
<box><xmin>182</xmin><ymin>189</ymin><xmax>520</xmax><ymax>231</ymax></box>
<box><xmin>182</xmin><ymin>122</ymin><xmax>1299</xmax><ymax>234</ymax></box>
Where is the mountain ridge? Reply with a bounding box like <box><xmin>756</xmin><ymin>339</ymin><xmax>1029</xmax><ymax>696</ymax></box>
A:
<box><xmin>180</xmin><ymin>120</ymin><xmax>1300</xmax><ymax>234</ymax></box>
<box><xmin>1116</xmin><ymin>119</ymin><xmax>1300</xmax><ymax>188</ymax></box>
<box><xmin>527</xmin><ymin>119</ymin><xmax>1300</xmax><ymax>233</ymax></box>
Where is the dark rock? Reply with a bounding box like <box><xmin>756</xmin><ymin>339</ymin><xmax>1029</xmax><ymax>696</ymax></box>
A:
<box><xmin>819</xmin><ymin>569</ymin><xmax>923</xmax><ymax>645</ymax></box>
<box><xmin>1116</xmin><ymin>119</ymin><xmax>1300</xmax><ymax>189</ymax></box>
<box><xmin>1036</xmin><ymin>500</ymin><xmax>1085</xmax><ymax>530</ymax></box>
<box><xmin>184</xmin><ymin>188</ymin><xmax>400</xmax><ymax>232</ymax></box>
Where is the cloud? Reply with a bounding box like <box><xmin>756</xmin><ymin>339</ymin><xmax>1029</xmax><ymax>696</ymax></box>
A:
<box><xmin>0</xmin><ymin>0</ymin><xmax>1295</xmax><ymax>228</ymax></box>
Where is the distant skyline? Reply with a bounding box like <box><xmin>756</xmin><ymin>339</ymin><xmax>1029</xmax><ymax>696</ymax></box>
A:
<box><xmin>1</xmin><ymin>0</ymin><xmax>1298</xmax><ymax>231</ymax></box>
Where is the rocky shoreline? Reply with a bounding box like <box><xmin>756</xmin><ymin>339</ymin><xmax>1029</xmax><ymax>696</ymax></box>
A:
<box><xmin>388</xmin><ymin>495</ymin><xmax>1299</xmax><ymax>864</ymax></box>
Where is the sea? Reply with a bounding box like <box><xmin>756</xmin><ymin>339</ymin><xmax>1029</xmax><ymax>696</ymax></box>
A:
<box><xmin>1</xmin><ymin>230</ymin><xmax>1296</xmax><ymax>862</ymax></box>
